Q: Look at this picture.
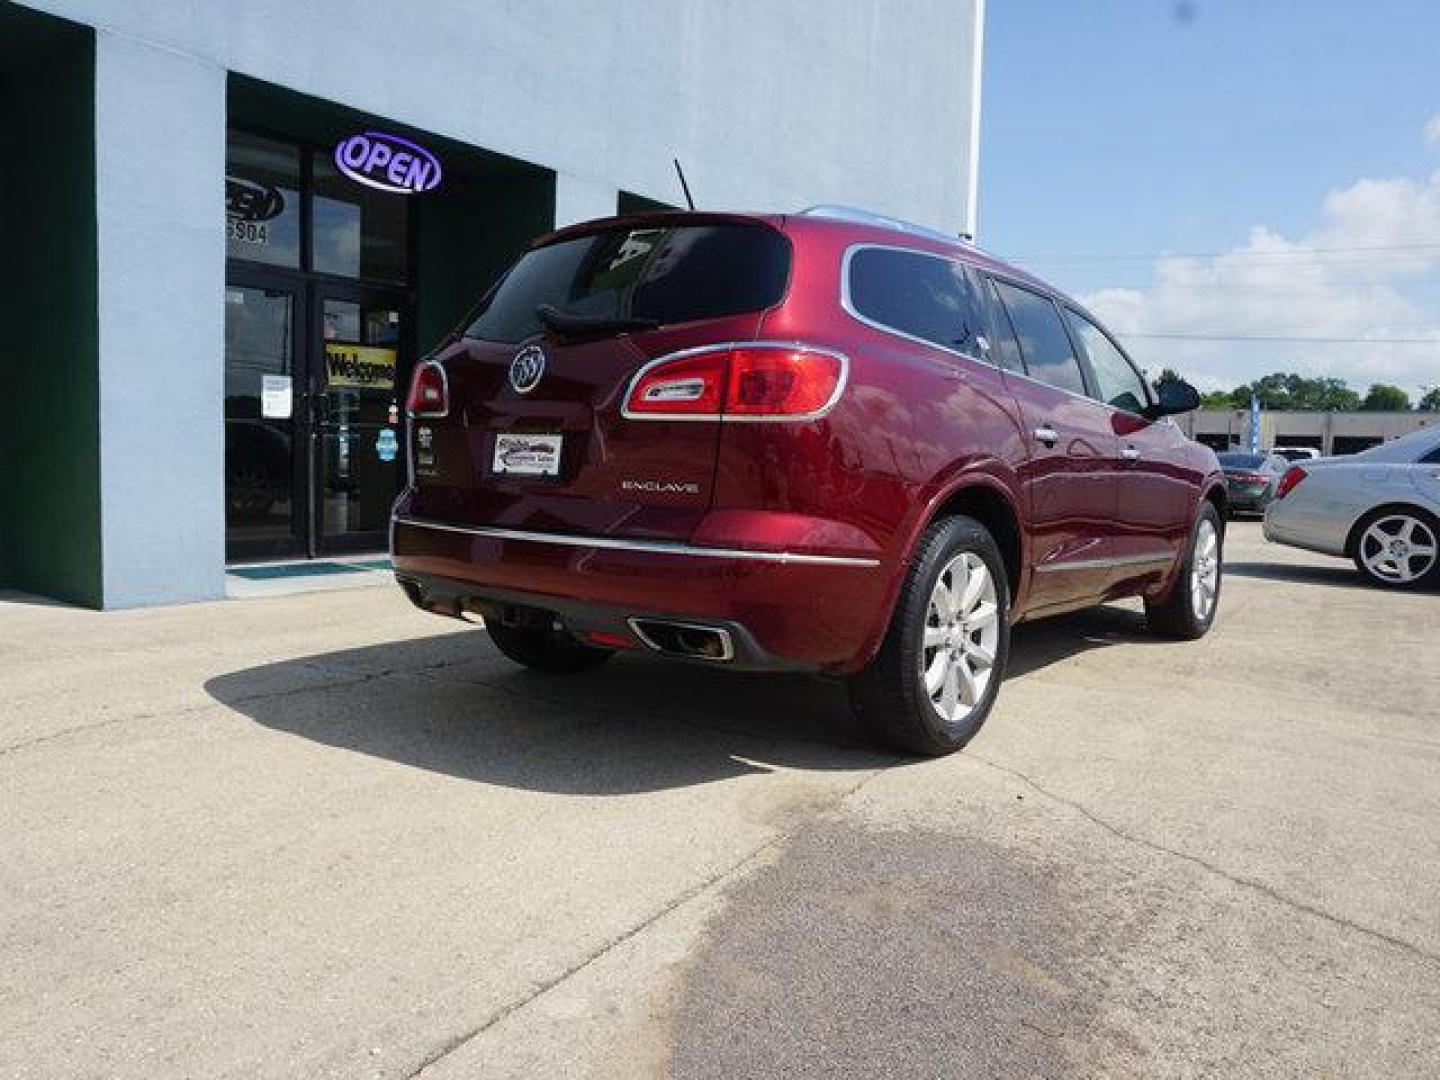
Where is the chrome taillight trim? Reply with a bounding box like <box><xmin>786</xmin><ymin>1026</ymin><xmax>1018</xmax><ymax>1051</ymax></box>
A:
<box><xmin>619</xmin><ymin>341</ymin><xmax>850</xmax><ymax>423</ymax></box>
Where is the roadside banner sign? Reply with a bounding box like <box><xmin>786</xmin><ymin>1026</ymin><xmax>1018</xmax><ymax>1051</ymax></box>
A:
<box><xmin>1249</xmin><ymin>394</ymin><xmax>1262</xmax><ymax>453</ymax></box>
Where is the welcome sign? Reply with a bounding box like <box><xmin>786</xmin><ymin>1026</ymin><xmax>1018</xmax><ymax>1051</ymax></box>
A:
<box><xmin>325</xmin><ymin>344</ymin><xmax>397</xmax><ymax>390</ymax></box>
<box><xmin>333</xmin><ymin>131</ymin><xmax>442</xmax><ymax>195</ymax></box>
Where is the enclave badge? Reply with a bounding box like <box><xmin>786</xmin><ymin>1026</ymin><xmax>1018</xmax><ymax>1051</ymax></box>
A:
<box><xmin>509</xmin><ymin>346</ymin><xmax>546</xmax><ymax>394</ymax></box>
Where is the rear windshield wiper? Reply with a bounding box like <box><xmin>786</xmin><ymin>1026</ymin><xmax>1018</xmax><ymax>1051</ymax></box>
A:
<box><xmin>535</xmin><ymin>303</ymin><xmax>659</xmax><ymax>338</ymax></box>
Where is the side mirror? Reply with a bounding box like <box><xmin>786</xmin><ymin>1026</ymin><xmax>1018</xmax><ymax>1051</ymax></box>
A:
<box><xmin>1147</xmin><ymin>379</ymin><xmax>1200</xmax><ymax>418</ymax></box>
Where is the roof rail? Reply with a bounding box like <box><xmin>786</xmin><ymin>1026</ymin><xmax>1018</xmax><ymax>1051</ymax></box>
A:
<box><xmin>797</xmin><ymin>204</ymin><xmax>973</xmax><ymax>246</ymax></box>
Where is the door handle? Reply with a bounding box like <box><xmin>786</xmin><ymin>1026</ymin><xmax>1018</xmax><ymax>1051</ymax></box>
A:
<box><xmin>1122</xmin><ymin>445</ymin><xmax>1141</xmax><ymax>462</ymax></box>
<box><xmin>1033</xmin><ymin>425</ymin><xmax>1059</xmax><ymax>447</ymax></box>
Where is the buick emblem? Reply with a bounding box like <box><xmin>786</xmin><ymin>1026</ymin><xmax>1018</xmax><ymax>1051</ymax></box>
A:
<box><xmin>509</xmin><ymin>345</ymin><xmax>546</xmax><ymax>394</ymax></box>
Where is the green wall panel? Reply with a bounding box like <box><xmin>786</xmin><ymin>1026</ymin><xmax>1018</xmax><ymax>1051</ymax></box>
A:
<box><xmin>415</xmin><ymin>171</ymin><xmax>556</xmax><ymax>356</ymax></box>
<box><xmin>0</xmin><ymin>14</ymin><xmax>100</xmax><ymax>605</ymax></box>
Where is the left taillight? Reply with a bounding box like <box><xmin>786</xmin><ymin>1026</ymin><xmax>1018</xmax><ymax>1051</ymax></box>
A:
<box><xmin>406</xmin><ymin>360</ymin><xmax>449</xmax><ymax>417</ymax></box>
<box><xmin>623</xmin><ymin>345</ymin><xmax>847</xmax><ymax>421</ymax></box>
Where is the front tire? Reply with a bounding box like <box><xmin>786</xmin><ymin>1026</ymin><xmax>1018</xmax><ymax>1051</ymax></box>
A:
<box><xmin>1350</xmin><ymin>507</ymin><xmax>1440</xmax><ymax>589</ymax></box>
<box><xmin>1146</xmin><ymin>501</ymin><xmax>1223</xmax><ymax>639</ymax></box>
<box><xmin>849</xmin><ymin>516</ymin><xmax>1011</xmax><ymax>756</ymax></box>
<box><xmin>484</xmin><ymin>620</ymin><xmax>613</xmax><ymax>673</ymax></box>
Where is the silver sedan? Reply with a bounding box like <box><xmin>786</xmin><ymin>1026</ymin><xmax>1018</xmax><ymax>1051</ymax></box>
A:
<box><xmin>1264</xmin><ymin>425</ymin><xmax>1440</xmax><ymax>589</ymax></box>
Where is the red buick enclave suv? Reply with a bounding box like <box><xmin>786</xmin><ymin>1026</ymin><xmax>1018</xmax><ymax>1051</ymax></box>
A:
<box><xmin>391</xmin><ymin>206</ymin><xmax>1225</xmax><ymax>754</ymax></box>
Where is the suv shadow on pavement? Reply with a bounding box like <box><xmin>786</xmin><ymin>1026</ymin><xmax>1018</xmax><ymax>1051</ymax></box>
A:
<box><xmin>204</xmin><ymin>605</ymin><xmax>1164</xmax><ymax>795</ymax></box>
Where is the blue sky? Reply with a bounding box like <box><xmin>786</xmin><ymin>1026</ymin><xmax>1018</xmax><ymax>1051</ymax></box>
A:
<box><xmin>979</xmin><ymin>0</ymin><xmax>1440</xmax><ymax>398</ymax></box>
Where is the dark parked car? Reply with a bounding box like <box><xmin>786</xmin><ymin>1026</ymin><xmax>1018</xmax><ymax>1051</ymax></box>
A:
<box><xmin>1216</xmin><ymin>451</ymin><xmax>1290</xmax><ymax>515</ymax></box>
<box><xmin>391</xmin><ymin>207</ymin><xmax>1226</xmax><ymax>755</ymax></box>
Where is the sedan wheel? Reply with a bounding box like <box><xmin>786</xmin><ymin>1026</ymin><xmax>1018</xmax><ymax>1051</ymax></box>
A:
<box><xmin>1355</xmin><ymin>512</ymin><xmax>1439</xmax><ymax>587</ymax></box>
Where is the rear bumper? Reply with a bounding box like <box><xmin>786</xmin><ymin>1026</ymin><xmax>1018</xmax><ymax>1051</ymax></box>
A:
<box><xmin>390</xmin><ymin>512</ymin><xmax>895</xmax><ymax>673</ymax></box>
<box><xmin>1225</xmin><ymin>483</ymin><xmax>1271</xmax><ymax>511</ymax></box>
<box><xmin>1263</xmin><ymin>501</ymin><xmax>1346</xmax><ymax>557</ymax></box>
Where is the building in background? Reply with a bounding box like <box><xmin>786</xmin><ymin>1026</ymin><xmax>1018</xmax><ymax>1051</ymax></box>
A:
<box><xmin>0</xmin><ymin>0</ymin><xmax>985</xmax><ymax>608</ymax></box>
<box><xmin>1179</xmin><ymin>410</ymin><xmax>1435</xmax><ymax>455</ymax></box>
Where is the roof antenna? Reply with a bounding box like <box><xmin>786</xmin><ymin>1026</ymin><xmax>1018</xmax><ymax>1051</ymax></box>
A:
<box><xmin>673</xmin><ymin>158</ymin><xmax>696</xmax><ymax>211</ymax></box>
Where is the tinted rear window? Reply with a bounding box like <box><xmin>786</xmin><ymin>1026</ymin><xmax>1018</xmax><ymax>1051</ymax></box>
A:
<box><xmin>465</xmin><ymin>224</ymin><xmax>790</xmax><ymax>343</ymax></box>
<box><xmin>847</xmin><ymin>247</ymin><xmax>985</xmax><ymax>356</ymax></box>
<box><xmin>1217</xmin><ymin>453</ymin><xmax>1265</xmax><ymax>468</ymax></box>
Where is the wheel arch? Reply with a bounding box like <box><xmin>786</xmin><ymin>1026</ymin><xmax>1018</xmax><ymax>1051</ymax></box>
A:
<box><xmin>845</xmin><ymin>469</ymin><xmax>1024</xmax><ymax>677</ymax></box>
<box><xmin>910</xmin><ymin>474</ymin><xmax>1025</xmax><ymax>606</ymax></box>
<box><xmin>1202</xmin><ymin>480</ymin><xmax>1228</xmax><ymax>528</ymax></box>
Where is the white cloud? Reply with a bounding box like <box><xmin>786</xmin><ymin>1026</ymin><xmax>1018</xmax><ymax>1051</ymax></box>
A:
<box><xmin>1080</xmin><ymin>158</ymin><xmax>1440</xmax><ymax>400</ymax></box>
<box><xmin>1426</xmin><ymin>113</ymin><xmax>1440</xmax><ymax>147</ymax></box>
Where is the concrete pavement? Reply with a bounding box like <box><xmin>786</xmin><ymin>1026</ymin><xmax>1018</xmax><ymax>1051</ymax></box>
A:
<box><xmin>1</xmin><ymin>522</ymin><xmax>1437</xmax><ymax>1077</ymax></box>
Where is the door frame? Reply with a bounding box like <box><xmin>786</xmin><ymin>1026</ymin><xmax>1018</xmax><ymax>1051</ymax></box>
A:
<box><xmin>224</xmin><ymin>267</ymin><xmax>413</xmax><ymax>562</ymax></box>
<box><xmin>310</xmin><ymin>278</ymin><xmax>415</xmax><ymax>556</ymax></box>
<box><xmin>224</xmin><ymin>267</ymin><xmax>310</xmax><ymax>563</ymax></box>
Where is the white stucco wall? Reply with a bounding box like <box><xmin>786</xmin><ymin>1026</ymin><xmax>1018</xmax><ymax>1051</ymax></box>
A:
<box><xmin>22</xmin><ymin>0</ymin><xmax>982</xmax><ymax>235</ymax></box>
<box><xmin>94</xmin><ymin>32</ymin><xmax>226</xmax><ymax>606</ymax></box>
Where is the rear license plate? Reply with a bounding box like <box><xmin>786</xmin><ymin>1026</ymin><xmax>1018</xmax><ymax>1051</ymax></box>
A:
<box><xmin>492</xmin><ymin>433</ymin><xmax>563</xmax><ymax>477</ymax></box>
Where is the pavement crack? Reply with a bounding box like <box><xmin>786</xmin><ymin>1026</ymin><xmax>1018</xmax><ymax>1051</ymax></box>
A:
<box><xmin>0</xmin><ymin>656</ymin><xmax>469</xmax><ymax>759</ymax></box>
<box><xmin>403</xmin><ymin>762</ymin><xmax>894</xmax><ymax>1079</ymax></box>
<box><xmin>969</xmin><ymin>752</ymin><xmax>1440</xmax><ymax>969</ymax></box>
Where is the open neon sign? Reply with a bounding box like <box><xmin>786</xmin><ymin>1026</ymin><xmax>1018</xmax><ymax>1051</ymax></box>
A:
<box><xmin>333</xmin><ymin>131</ymin><xmax>442</xmax><ymax>195</ymax></box>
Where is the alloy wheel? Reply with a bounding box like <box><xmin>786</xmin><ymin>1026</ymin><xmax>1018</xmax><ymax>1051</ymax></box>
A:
<box><xmin>1359</xmin><ymin>514</ymin><xmax>1438</xmax><ymax>584</ymax></box>
<box><xmin>921</xmin><ymin>552</ymin><xmax>1000</xmax><ymax>725</ymax></box>
<box><xmin>1190</xmin><ymin>517</ymin><xmax>1220</xmax><ymax>621</ymax></box>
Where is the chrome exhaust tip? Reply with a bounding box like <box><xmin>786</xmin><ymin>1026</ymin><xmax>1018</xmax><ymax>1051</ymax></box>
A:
<box><xmin>626</xmin><ymin>618</ymin><xmax>735</xmax><ymax>662</ymax></box>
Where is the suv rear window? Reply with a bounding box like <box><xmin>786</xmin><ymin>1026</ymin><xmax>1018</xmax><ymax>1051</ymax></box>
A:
<box><xmin>465</xmin><ymin>223</ymin><xmax>790</xmax><ymax>344</ymax></box>
<box><xmin>846</xmin><ymin>247</ymin><xmax>985</xmax><ymax>357</ymax></box>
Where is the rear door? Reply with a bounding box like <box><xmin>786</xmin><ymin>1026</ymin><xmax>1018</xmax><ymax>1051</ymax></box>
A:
<box><xmin>987</xmin><ymin>278</ymin><xmax>1118</xmax><ymax>610</ymax></box>
<box><xmin>407</xmin><ymin>218</ymin><xmax>791</xmax><ymax>541</ymax></box>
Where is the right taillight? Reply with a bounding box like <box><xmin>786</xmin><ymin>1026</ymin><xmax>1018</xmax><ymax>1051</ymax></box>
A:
<box><xmin>623</xmin><ymin>344</ymin><xmax>847</xmax><ymax>421</ymax></box>
<box><xmin>406</xmin><ymin>360</ymin><xmax>449</xmax><ymax>417</ymax></box>
<box><xmin>1274</xmin><ymin>466</ymin><xmax>1308</xmax><ymax>499</ymax></box>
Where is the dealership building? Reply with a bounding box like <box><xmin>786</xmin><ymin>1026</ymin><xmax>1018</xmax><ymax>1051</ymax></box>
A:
<box><xmin>0</xmin><ymin>0</ymin><xmax>986</xmax><ymax>608</ymax></box>
<box><xmin>1177</xmin><ymin>409</ymin><xmax>1435</xmax><ymax>455</ymax></box>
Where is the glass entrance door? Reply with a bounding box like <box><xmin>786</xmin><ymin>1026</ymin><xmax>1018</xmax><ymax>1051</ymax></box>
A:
<box><xmin>224</xmin><ymin>278</ymin><xmax>305</xmax><ymax>560</ymax></box>
<box><xmin>224</xmin><ymin>275</ymin><xmax>408</xmax><ymax>561</ymax></box>
<box><xmin>312</xmin><ymin>289</ymin><xmax>409</xmax><ymax>554</ymax></box>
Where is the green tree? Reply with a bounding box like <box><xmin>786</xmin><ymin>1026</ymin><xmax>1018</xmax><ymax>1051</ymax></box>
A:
<box><xmin>1227</xmin><ymin>372</ymin><xmax>1361</xmax><ymax>411</ymax></box>
<box><xmin>1200</xmin><ymin>391</ymin><xmax>1234</xmax><ymax>411</ymax></box>
<box><xmin>1419</xmin><ymin>387</ymin><xmax>1440</xmax><ymax>411</ymax></box>
<box><xmin>1361</xmin><ymin>384</ymin><xmax>1411</xmax><ymax>411</ymax></box>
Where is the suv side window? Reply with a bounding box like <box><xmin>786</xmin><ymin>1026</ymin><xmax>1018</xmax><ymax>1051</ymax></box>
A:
<box><xmin>982</xmin><ymin>278</ymin><xmax>1026</xmax><ymax>373</ymax></box>
<box><xmin>1065</xmin><ymin>308</ymin><xmax>1150</xmax><ymax>415</ymax></box>
<box><xmin>847</xmin><ymin>247</ymin><xmax>984</xmax><ymax>357</ymax></box>
<box><xmin>1420</xmin><ymin>444</ymin><xmax>1440</xmax><ymax>464</ymax></box>
<box><xmin>992</xmin><ymin>281</ymin><xmax>1088</xmax><ymax>396</ymax></box>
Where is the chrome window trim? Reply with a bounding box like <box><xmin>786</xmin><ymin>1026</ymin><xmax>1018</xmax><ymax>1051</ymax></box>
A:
<box><xmin>1034</xmin><ymin>551</ymin><xmax>1176</xmax><ymax>574</ymax></box>
<box><xmin>1060</xmin><ymin>304</ymin><xmax>1155</xmax><ymax>418</ymax></box>
<box><xmin>839</xmin><ymin>243</ymin><xmax>992</xmax><ymax>368</ymax></box>
<box><xmin>619</xmin><ymin>340</ymin><xmax>850</xmax><ymax>423</ymax></box>
<box><xmin>984</xmin><ymin>270</ymin><xmax>1167</xmax><ymax>422</ymax></box>
<box><xmin>393</xmin><ymin>516</ymin><xmax>882</xmax><ymax>567</ymax></box>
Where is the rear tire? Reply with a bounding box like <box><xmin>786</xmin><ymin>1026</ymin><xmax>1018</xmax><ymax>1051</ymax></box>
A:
<box><xmin>848</xmin><ymin>515</ymin><xmax>1011</xmax><ymax>756</ymax></box>
<box><xmin>1350</xmin><ymin>507</ymin><xmax>1440</xmax><ymax>589</ymax></box>
<box><xmin>484</xmin><ymin>620</ymin><xmax>613</xmax><ymax>673</ymax></box>
<box><xmin>1146</xmin><ymin>502</ymin><xmax>1223</xmax><ymax>640</ymax></box>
